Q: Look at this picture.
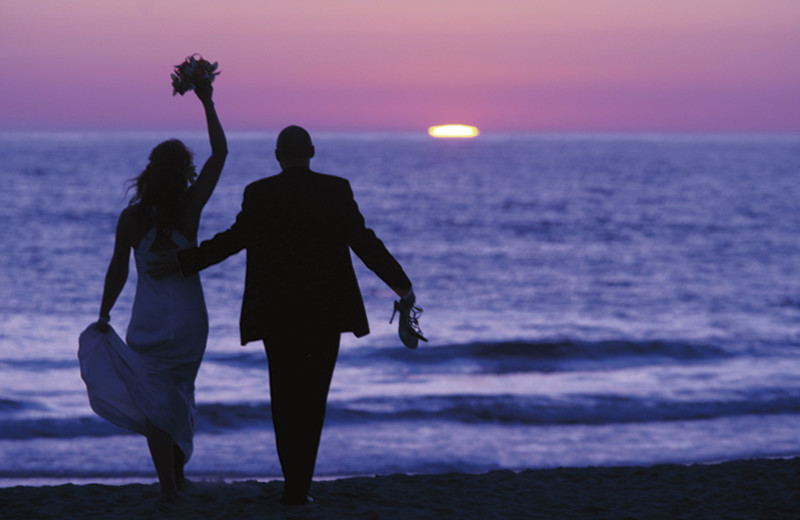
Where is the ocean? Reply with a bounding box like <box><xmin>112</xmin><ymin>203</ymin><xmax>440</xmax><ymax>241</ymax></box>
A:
<box><xmin>1</xmin><ymin>131</ymin><xmax>799</xmax><ymax>486</ymax></box>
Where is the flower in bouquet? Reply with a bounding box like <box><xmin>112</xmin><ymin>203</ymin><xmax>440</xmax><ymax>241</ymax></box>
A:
<box><xmin>171</xmin><ymin>55</ymin><xmax>220</xmax><ymax>96</ymax></box>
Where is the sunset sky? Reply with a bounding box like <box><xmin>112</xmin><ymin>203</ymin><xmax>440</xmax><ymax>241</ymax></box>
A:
<box><xmin>2</xmin><ymin>0</ymin><xmax>798</xmax><ymax>132</ymax></box>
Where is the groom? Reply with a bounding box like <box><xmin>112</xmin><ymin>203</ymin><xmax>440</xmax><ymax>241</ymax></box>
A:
<box><xmin>154</xmin><ymin>125</ymin><xmax>415</xmax><ymax>504</ymax></box>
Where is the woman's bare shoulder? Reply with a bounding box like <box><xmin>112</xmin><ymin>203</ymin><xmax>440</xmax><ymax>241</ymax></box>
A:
<box><xmin>117</xmin><ymin>204</ymin><xmax>151</xmax><ymax>248</ymax></box>
<box><xmin>118</xmin><ymin>204</ymin><xmax>142</xmax><ymax>227</ymax></box>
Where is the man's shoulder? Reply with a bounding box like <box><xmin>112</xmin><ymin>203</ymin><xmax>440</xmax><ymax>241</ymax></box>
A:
<box><xmin>241</xmin><ymin>172</ymin><xmax>352</xmax><ymax>209</ymax></box>
<box><xmin>311</xmin><ymin>171</ymin><xmax>350</xmax><ymax>188</ymax></box>
<box><xmin>245</xmin><ymin>174</ymin><xmax>281</xmax><ymax>191</ymax></box>
<box><xmin>242</xmin><ymin>175</ymin><xmax>282</xmax><ymax>199</ymax></box>
<box><xmin>246</xmin><ymin>171</ymin><xmax>350</xmax><ymax>192</ymax></box>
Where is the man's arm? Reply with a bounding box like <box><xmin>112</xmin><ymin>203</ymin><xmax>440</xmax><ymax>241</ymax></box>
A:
<box><xmin>148</xmin><ymin>191</ymin><xmax>251</xmax><ymax>278</ymax></box>
<box><xmin>177</xmin><ymin>221</ymin><xmax>246</xmax><ymax>275</ymax></box>
<box><xmin>178</xmin><ymin>195</ymin><xmax>252</xmax><ymax>275</ymax></box>
<box><xmin>342</xmin><ymin>181</ymin><xmax>412</xmax><ymax>295</ymax></box>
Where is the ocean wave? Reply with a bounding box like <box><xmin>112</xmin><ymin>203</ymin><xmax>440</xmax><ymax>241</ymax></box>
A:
<box><xmin>0</xmin><ymin>416</ymin><xmax>130</xmax><ymax>440</ymax></box>
<box><xmin>5</xmin><ymin>389</ymin><xmax>800</xmax><ymax>441</ymax></box>
<box><xmin>0</xmin><ymin>403</ymin><xmax>271</xmax><ymax>441</ymax></box>
<box><xmin>202</xmin><ymin>340</ymin><xmax>735</xmax><ymax>375</ymax></box>
<box><xmin>333</xmin><ymin>392</ymin><xmax>800</xmax><ymax>426</ymax></box>
<box><xmin>0</xmin><ymin>399</ymin><xmax>31</xmax><ymax>412</ymax></box>
<box><xmin>339</xmin><ymin>340</ymin><xmax>735</xmax><ymax>374</ymax></box>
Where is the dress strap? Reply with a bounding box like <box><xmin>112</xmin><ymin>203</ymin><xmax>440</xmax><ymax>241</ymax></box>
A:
<box><xmin>135</xmin><ymin>227</ymin><xmax>158</xmax><ymax>253</ymax></box>
<box><xmin>138</xmin><ymin>206</ymin><xmax>193</xmax><ymax>251</ymax></box>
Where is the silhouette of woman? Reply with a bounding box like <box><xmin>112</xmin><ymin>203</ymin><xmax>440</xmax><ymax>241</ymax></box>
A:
<box><xmin>79</xmin><ymin>84</ymin><xmax>226</xmax><ymax>502</ymax></box>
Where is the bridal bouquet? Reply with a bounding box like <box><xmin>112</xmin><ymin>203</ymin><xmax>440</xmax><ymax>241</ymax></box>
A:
<box><xmin>171</xmin><ymin>55</ymin><xmax>220</xmax><ymax>96</ymax></box>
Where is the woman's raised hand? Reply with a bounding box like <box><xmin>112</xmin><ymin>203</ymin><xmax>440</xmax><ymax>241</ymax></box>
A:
<box><xmin>194</xmin><ymin>84</ymin><xmax>213</xmax><ymax>104</ymax></box>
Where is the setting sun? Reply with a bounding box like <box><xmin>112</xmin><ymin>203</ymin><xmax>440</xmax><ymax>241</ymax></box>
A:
<box><xmin>428</xmin><ymin>124</ymin><xmax>480</xmax><ymax>138</ymax></box>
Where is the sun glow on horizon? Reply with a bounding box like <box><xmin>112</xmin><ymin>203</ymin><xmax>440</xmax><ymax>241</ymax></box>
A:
<box><xmin>428</xmin><ymin>124</ymin><xmax>480</xmax><ymax>138</ymax></box>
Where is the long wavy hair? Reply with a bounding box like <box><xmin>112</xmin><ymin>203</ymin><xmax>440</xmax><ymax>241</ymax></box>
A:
<box><xmin>128</xmin><ymin>139</ymin><xmax>196</xmax><ymax>232</ymax></box>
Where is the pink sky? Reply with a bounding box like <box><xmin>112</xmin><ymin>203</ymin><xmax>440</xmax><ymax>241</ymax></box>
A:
<box><xmin>2</xmin><ymin>0</ymin><xmax>798</xmax><ymax>132</ymax></box>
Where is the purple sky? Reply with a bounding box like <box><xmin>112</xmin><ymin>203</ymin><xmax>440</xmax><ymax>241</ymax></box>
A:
<box><xmin>2</xmin><ymin>0</ymin><xmax>799</xmax><ymax>132</ymax></box>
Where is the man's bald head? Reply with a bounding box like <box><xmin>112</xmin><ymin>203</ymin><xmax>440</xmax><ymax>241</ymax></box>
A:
<box><xmin>276</xmin><ymin>126</ymin><xmax>315</xmax><ymax>166</ymax></box>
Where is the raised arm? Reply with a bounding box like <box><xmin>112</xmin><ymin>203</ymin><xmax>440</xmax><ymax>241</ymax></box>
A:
<box><xmin>186</xmin><ymin>85</ymin><xmax>228</xmax><ymax>217</ymax></box>
<box><xmin>97</xmin><ymin>208</ymin><xmax>134</xmax><ymax>330</ymax></box>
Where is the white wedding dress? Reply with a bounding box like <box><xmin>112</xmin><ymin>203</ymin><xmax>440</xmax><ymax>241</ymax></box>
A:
<box><xmin>79</xmin><ymin>226</ymin><xmax>208</xmax><ymax>461</ymax></box>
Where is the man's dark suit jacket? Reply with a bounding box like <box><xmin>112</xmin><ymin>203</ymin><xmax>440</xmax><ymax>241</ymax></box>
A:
<box><xmin>178</xmin><ymin>169</ymin><xmax>412</xmax><ymax>345</ymax></box>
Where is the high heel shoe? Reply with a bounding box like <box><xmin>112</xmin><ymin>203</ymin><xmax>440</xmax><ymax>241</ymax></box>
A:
<box><xmin>390</xmin><ymin>298</ymin><xmax>428</xmax><ymax>349</ymax></box>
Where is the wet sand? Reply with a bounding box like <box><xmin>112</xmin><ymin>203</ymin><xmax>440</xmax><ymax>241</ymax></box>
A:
<box><xmin>1</xmin><ymin>458</ymin><xmax>799</xmax><ymax>519</ymax></box>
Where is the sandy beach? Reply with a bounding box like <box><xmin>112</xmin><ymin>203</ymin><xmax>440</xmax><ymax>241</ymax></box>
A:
<box><xmin>1</xmin><ymin>458</ymin><xmax>798</xmax><ymax>519</ymax></box>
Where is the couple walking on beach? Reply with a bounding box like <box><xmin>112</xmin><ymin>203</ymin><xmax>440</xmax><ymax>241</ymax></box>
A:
<box><xmin>78</xmin><ymin>84</ymin><xmax>424</xmax><ymax>504</ymax></box>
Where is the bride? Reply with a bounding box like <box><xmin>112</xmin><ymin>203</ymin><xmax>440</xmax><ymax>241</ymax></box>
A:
<box><xmin>79</xmin><ymin>82</ymin><xmax>226</xmax><ymax>501</ymax></box>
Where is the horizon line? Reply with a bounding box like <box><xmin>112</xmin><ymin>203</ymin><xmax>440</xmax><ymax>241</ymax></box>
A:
<box><xmin>1</xmin><ymin>128</ymin><xmax>799</xmax><ymax>137</ymax></box>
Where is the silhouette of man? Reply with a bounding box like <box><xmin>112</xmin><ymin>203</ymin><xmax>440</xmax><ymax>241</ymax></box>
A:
<box><xmin>153</xmin><ymin>125</ymin><xmax>415</xmax><ymax>504</ymax></box>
